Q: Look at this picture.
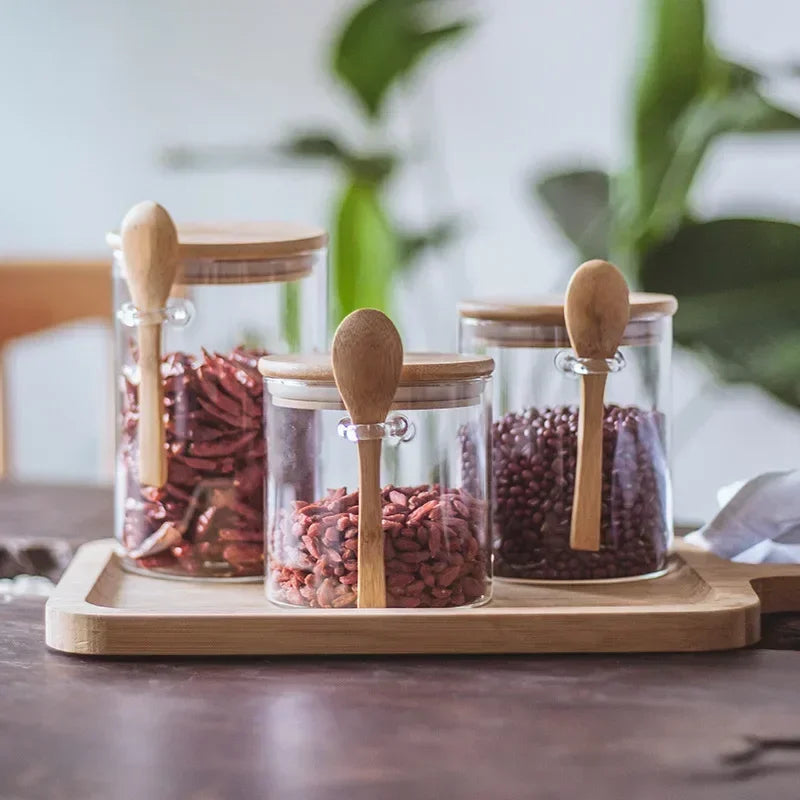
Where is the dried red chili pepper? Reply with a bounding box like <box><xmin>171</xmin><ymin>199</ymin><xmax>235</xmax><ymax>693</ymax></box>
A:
<box><xmin>120</xmin><ymin>347</ymin><xmax>267</xmax><ymax>578</ymax></box>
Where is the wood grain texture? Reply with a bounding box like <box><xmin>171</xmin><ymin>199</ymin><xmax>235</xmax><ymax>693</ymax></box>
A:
<box><xmin>0</xmin><ymin>259</ymin><xmax>111</xmax><ymax>343</ymax></box>
<box><xmin>120</xmin><ymin>201</ymin><xmax>179</xmax><ymax>487</ymax></box>
<box><xmin>108</xmin><ymin>220</ymin><xmax>328</xmax><ymax>261</ymax></box>
<box><xmin>356</xmin><ymin>438</ymin><xmax>384</xmax><ymax>607</ymax></box>
<box><xmin>7</xmin><ymin>595</ymin><xmax>800</xmax><ymax>800</ymax></box>
<box><xmin>0</xmin><ymin>351</ymin><xmax>7</xmax><ymax>479</ymax></box>
<box><xmin>43</xmin><ymin>539</ymin><xmax>800</xmax><ymax>656</ymax></box>
<box><xmin>332</xmin><ymin>309</ymin><xmax>403</xmax><ymax>609</ymax></box>
<box><xmin>458</xmin><ymin>292</ymin><xmax>677</xmax><ymax>324</ymax></box>
<box><xmin>259</xmin><ymin>351</ymin><xmax>493</xmax><ymax>383</ymax></box>
<box><xmin>0</xmin><ymin>482</ymin><xmax>112</xmax><ymax>544</ymax></box>
<box><xmin>574</xmin><ymin>373</ymin><xmax>607</xmax><ymax>547</ymax></box>
<box><xmin>565</xmin><ymin>260</ymin><xmax>630</xmax><ymax>552</ymax></box>
<box><xmin>0</xmin><ymin>259</ymin><xmax>111</xmax><ymax>476</ymax></box>
<box><xmin>135</xmin><ymin>323</ymin><xmax>167</xmax><ymax>484</ymax></box>
<box><xmin>5</xmin><ymin>485</ymin><xmax>800</xmax><ymax>799</ymax></box>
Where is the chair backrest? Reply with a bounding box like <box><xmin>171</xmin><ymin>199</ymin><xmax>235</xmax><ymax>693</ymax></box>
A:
<box><xmin>0</xmin><ymin>260</ymin><xmax>111</xmax><ymax>476</ymax></box>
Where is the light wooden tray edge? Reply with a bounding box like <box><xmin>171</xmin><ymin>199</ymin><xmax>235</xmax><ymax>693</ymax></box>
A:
<box><xmin>44</xmin><ymin>539</ymin><xmax>800</xmax><ymax>657</ymax></box>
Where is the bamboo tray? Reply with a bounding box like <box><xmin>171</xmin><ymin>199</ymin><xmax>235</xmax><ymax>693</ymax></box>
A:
<box><xmin>45</xmin><ymin>539</ymin><xmax>800</xmax><ymax>656</ymax></box>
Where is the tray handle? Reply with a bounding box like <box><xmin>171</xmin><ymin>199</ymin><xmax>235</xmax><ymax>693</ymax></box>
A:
<box><xmin>731</xmin><ymin>561</ymin><xmax>800</xmax><ymax>614</ymax></box>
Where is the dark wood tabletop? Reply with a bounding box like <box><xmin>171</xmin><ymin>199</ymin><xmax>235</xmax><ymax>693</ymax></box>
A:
<box><xmin>2</xmin><ymin>483</ymin><xmax>800</xmax><ymax>800</ymax></box>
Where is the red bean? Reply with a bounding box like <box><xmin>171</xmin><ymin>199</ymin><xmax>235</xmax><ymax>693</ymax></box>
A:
<box><xmin>267</xmin><ymin>484</ymin><xmax>490</xmax><ymax>608</ymax></box>
<box><xmin>474</xmin><ymin>405</ymin><xmax>669</xmax><ymax>580</ymax></box>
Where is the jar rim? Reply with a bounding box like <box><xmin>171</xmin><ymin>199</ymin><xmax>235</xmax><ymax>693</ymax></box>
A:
<box><xmin>459</xmin><ymin>316</ymin><xmax>668</xmax><ymax>348</ymax></box>
<box><xmin>264</xmin><ymin>377</ymin><xmax>489</xmax><ymax>411</ymax></box>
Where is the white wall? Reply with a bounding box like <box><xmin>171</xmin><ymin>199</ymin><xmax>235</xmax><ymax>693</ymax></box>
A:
<box><xmin>2</xmin><ymin>0</ymin><xmax>800</xmax><ymax>521</ymax></box>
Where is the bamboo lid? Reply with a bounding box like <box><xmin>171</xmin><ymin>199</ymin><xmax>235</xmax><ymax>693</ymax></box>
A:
<box><xmin>459</xmin><ymin>293</ymin><xmax>677</xmax><ymax>348</ymax></box>
<box><xmin>108</xmin><ymin>221</ymin><xmax>328</xmax><ymax>285</ymax></box>
<box><xmin>459</xmin><ymin>292</ymin><xmax>678</xmax><ymax>324</ymax></box>
<box><xmin>259</xmin><ymin>353</ymin><xmax>494</xmax><ymax>410</ymax></box>
<box><xmin>259</xmin><ymin>352</ymin><xmax>494</xmax><ymax>383</ymax></box>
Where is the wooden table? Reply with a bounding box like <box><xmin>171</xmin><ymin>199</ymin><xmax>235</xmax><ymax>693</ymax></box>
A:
<box><xmin>3</xmin><ymin>483</ymin><xmax>800</xmax><ymax>800</ymax></box>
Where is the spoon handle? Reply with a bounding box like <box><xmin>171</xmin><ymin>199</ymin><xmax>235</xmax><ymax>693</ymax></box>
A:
<box><xmin>137</xmin><ymin>322</ymin><xmax>167</xmax><ymax>487</ymax></box>
<box><xmin>570</xmin><ymin>373</ymin><xmax>606</xmax><ymax>551</ymax></box>
<box><xmin>357</xmin><ymin>438</ymin><xmax>386</xmax><ymax>608</ymax></box>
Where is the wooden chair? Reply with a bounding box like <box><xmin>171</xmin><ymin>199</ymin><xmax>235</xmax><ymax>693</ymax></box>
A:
<box><xmin>0</xmin><ymin>260</ymin><xmax>111</xmax><ymax>476</ymax></box>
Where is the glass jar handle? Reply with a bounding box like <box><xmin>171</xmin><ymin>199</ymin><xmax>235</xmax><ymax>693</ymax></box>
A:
<box><xmin>117</xmin><ymin>297</ymin><xmax>194</xmax><ymax>328</ymax></box>
<box><xmin>555</xmin><ymin>350</ymin><xmax>626</xmax><ymax>376</ymax></box>
<box><xmin>337</xmin><ymin>414</ymin><xmax>415</xmax><ymax>443</ymax></box>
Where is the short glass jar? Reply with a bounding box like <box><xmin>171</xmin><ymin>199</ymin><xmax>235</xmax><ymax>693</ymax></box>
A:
<box><xmin>459</xmin><ymin>294</ymin><xmax>677</xmax><ymax>582</ymax></box>
<box><xmin>259</xmin><ymin>353</ymin><xmax>494</xmax><ymax>608</ymax></box>
<box><xmin>109</xmin><ymin>222</ymin><xmax>327</xmax><ymax>579</ymax></box>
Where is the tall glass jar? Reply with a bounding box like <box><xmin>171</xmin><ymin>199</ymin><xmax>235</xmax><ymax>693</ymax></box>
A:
<box><xmin>259</xmin><ymin>353</ymin><xmax>494</xmax><ymax>608</ymax></box>
<box><xmin>108</xmin><ymin>221</ymin><xmax>327</xmax><ymax>579</ymax></box>
<box><xmin>459</xmin><ymin>294</ymin><xmax>677</xmax><ymax>582</ymax></box>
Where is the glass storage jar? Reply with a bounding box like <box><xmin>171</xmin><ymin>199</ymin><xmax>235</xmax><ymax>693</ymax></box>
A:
<box><xmin>108</xmin><ymin>220</ymin><xmax>327</xmax><ymax>579</ymax></box>
<box><xmin>459</xmin><ymin>293</ymin><xmax>677</xmax><ymax>582</ymax></box>
<box><xmin>259</xmin><ymin>353</ymin><xmax>494</xmax><ymax>608</ymax></box>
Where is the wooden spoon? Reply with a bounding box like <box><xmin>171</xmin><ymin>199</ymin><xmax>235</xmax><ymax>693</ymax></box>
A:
<box><xmin>332</xmin><ymin>309</ymin><xmax>403</xmax><ymax>608</ymax></box>
<box><xmin>120</xmin><ymin>201</ymin><xmax>180</xmax><ymax>488</ymax></box>
<box><xmin>564</xmin><ymin>259</ymin><xmax>630</xmax><ymax>552</ymax></box>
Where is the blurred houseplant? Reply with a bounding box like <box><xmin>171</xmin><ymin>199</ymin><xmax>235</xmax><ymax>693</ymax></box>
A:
<box><xmin>165</xmin><ymin>0</ymin><xmax>473</xmax><ymax>335</ymax></box>
<box><xmin>534</xmin><ymin>0</ymin><xmax>800</xmax><ymax>408</ymax></box>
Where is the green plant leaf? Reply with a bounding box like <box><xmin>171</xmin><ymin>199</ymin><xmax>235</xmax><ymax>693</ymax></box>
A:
<box><xmin>640</xmin><ymin>218</ymin><xmax>800</xmax><ymax>407</ymax></box>
<box><xmin>277</xmin><ymin>131</ymin><xmax>398</xmax><ymax>184</ymax></box>
<box><xmin>632</xmin><ymin>0</ymin><xmax>707</xmax><ymax>219</ymax></box>
<box><xmin>396</xmin><ymin>218</ymin><xmax>461</xmax><ymax>270</ymax></box>
<box><xmin>346</xmin><ymin>154</ymin><xmax>398</xmax><ymax>185</ymax></box>
<box><xmin>331</xmin><ymin>180</ymin><xmax>399</xmax><ymax>329</ymax></box>
<box><xmin>276</xmin><ymin>131</ymin><xmax>350</xmax><ymax>161</ymax></box>
<box><xmin>642</xmin><ymin>85</ymin><xmax>800</xmax><ymax>246</ymax></box>
<box><xmin>642</xmin><ymin>217</ymin><xmax>800</xmax><ymax>295</ymax></box>
<box><xmin>534</xmin><ymin>170</ymin><xmax>611</xmax><ymax>260</ymax></box>
<box><xmin>332</xmin><ymin>0</ymin><xmax>474</xmax><ymax>119</ymax></box>
<box><xmin>716</xmin><ymin>58</ymin><xmax>762</xmax><ymax>89</ymax></box>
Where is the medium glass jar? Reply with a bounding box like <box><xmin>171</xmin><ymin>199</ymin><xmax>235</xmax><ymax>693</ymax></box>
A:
<box><xmin>108</xmin><ymin>221</ymin><xmax>327</xmax><ymax>579</ymax></box>
<box><xmin>459</xmin><ymin>294</ymin><xmax>677</xmax><ymax>582</ymax></box>
<box><xmin>259</xmin><ymin>353</ymin><xmax>494</xmax><ymax>608</ymax></box>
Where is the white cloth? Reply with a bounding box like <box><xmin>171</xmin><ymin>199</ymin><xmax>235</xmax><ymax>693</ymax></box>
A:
<box><xmin>685</xmin><ymin>470</ymin><xmax>800</xmax><ymax>564</ymax></box>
